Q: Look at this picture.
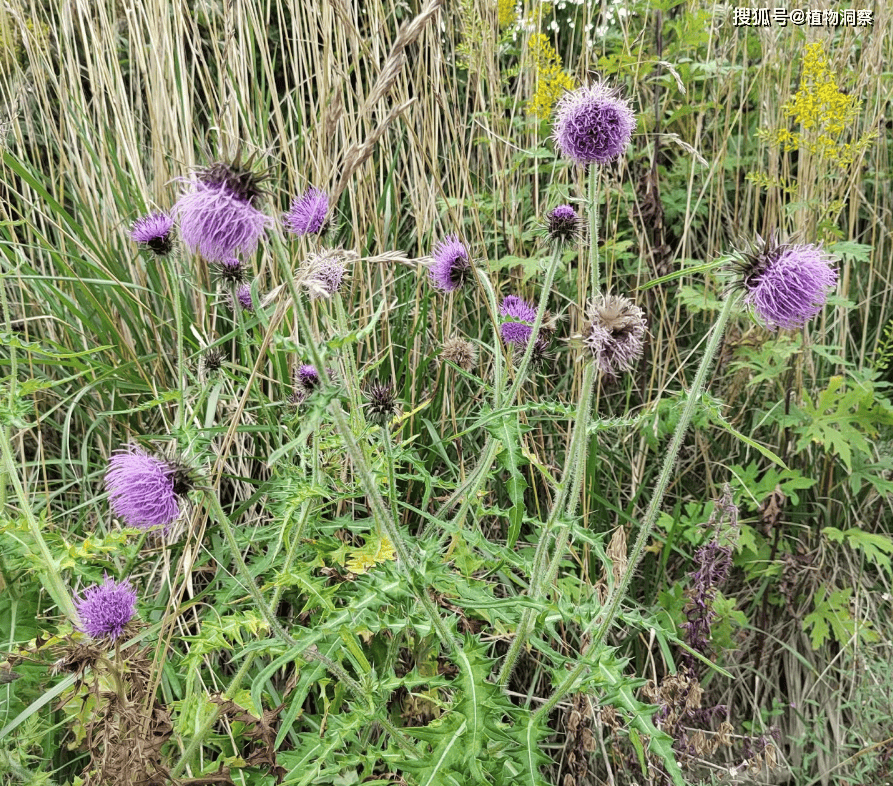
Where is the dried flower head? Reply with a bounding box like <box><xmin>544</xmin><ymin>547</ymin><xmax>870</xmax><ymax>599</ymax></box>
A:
<box><xmin>583</xmin><ymin>293</ymin><xmax>647</xmax><ymax>376</ymax></box>
<box><xmin>284</xmin><ymin>187</ymin><xmax>329</xmax><ymax>236</ymax></box>
<box><xmin>728</xmin><ymin>234</ymin><xmax>839</xmax><ymax>330</ymax></box>
<box><xmin>214</xmin><ymin>257</ymin><xmax>247</xmax><ymax>285</ymax></box>
<box><xmin>545</xmin><ymin>204</ymin><xmax>582</xmax><ymax>245</ymax></box>
<box><xmin>553</xmin><ymin>81</ymin><xmax>636</xmax><ymax>166</ymax></box>
<box><xmin>500</xmin><ymin>295</ymin><xmax>537</xmax><ymax>346</ymax></box>
<box><xmin>440</xmin><ymin>337</ymin><xmax>478</xmax><ymax>371</ymax></box>
<box><xmin>174</xmin><ymin>155</ymin><xmax>272</xmax><ymax>261</ymax></box>
<box><xmin>299</xmin><ymin>248</ymin><xmax>347</xmax><ymax>299</ymax></box>
<box><xmin>429</xmin><ymin>235</ymin><xmax>472</xmax><ymax>292</ymax></box>
<box><xmin>365</xmin><ymin>381</ymin><xmax>398</xmax><ymax>424</ymax></box>
<box><xmin>130</xmin><ymin>212</ymin><xmax>175</xmax><ymax>256</ymax></box>
<box><xmin>105</xmin><ymin>445</ymin><xmax>191</xmax><ymax>531</ymax></box>
<box><xmin>74</xmin><ymin>576</ymin><xmax>137</xmax><ymax>640</ymax></box>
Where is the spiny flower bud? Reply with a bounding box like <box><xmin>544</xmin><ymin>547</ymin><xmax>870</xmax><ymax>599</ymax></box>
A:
<box><xmin>365</xmin><ymin>381</ymin><xmax>398</xmax><ymax>424</ymax></box>
<box><xmin>545</xmin><ymin>204</ymin><xmax>582</xmax><ymax>245</ymax></box>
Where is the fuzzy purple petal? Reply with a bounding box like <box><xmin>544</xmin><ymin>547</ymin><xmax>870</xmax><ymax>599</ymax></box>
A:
<box><xmin>74</xmin><ymin>576</ymin><xmax>137</xmax><ymax>640</ymax></box>
<box><xmin>499</xmin><ymin>295</ymin><xmax>537</xmax><ymax>346</ymax></box>
<box><xmin>105</xmin><ymin>446</ymin><xmax>179</xmax><ymax>531</ymax></box>
<box><xmin>130</xmin><ymin>212</ymin><xmax>174</xmax><ymax>244</ymax></box>
<box><xmin>429</xmin><ymin>235</ymin><xmax>471</xmax><ymax>292</ymax></box>
<box><xmin>284</xmin><ymin>187</ymin><xmax>329</xmax><ymax>236</ymax></box>
<box><xmin>553</xmin><ymin>82</ymin><xmax>636</xmax><ymax>166</ymax></box>
<box><xmin>744</xmin><ymin>245</ymin><xmax>838</xmax><ymax>330</ymax></box>
<box><xmin>174</xmin><ymin>181</ymin><xmax>272</xmax><ymax>261</ymax></box>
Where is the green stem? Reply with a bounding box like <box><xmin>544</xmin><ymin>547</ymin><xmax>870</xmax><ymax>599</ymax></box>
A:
<box><xmin>0</xmin><ymin>429</ymin><xmax>76</xmax><ymax>621</ymax></box>
<box><xmin>473</xmin><ymin>268</ymin><xmax>505</xmax><ymax>408</ymax></box>
<box><xmin>334</xmin><ymin>296</ymin><xmax>364</xmax><ymax>418</ymax></box>
<box><xmin>496</xmin><ymin>362</ymin><xmax>597</xmax><ymax>688</ymax></box>
<box><xmin>170</xmin><ymin>264</ymin><xmax>186</xmax><ymax>431</ymax></box>
<box><xmin>589</xmin><ymin>167</ymin><xmax>601</xmax><ymax>295</ymax></box>
<box><xmin>533</xmin><ymin>294</ymin><xmax>737</xmax><ymax>720</ymax></box>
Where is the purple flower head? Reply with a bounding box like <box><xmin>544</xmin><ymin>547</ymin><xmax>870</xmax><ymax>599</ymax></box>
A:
<box><xmin>105</xmin><ymin>445</ymin><xmax>190</xmax><ymax>531</ymax></box>
<box><xmin>74</xmin><ymin>576</ymin><xmax>137</xmax><ymax>640</ymax></box>
<box><xmin>545</xmin><ymin>204</ymin><xmax>582</xmax><ymax>245</ymax></box>
<box><xmin>130</xmin><ymin>212</ymin><xmax>175</xmax><ymax>256</ymax></box>
<box><xmin>174</xmin><ymin>157</ymin><xmax>272</xmax><ymax>262</ymax></box>
<box><xmin>236</xmin><ymin>283</ymin><xmax>254</xmax><ymax>312</ymax></box>
<box><xmin>729</xmin><ymin>235</ymin><xmax>839</xmax><ymax>331</ymax></box>
<box><xmin>583</xmin><ymin>293</ymin><xmax>647</xmax><ymax>376</ymax></box>
<box><xmin>429</xmin><ymin>235</ymin><xmax>472</xmax><ymax>292</ymax></box>
<box><xmin>553</xmin><ymin>81</ymin><xmax>636</xmax><ymax>166</ymax></box>
<box><xmin>499</xmin><ymin>295</ymin><xmax>537</xmax><ymax>346</ymax></box>
<box><xmin>284</xmin><ymin>187</ymin><xmax>329</xmax><ymax>236</ymax></box>
<box><xmin>215</xmin><ymin>257</ymin><xmax>247</xmax><ymax>284</ymax></box>
<box><xmin>296</xmin><ymin>364</ymin><xmax>321</xmax><ymax>391</ymax></box>
<box><xmin>299</xmin><ymin>249</ymin><xmax>347</xmax><ymax>299</ymax></box>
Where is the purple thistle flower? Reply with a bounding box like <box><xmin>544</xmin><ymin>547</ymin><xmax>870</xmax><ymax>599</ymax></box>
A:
<box><xmin>174</xmin><ymin>158</ymin><xmax>272</xmax><ymax>262</ymax></box>
<box><xmin>429</xmin><ymin>235</ymin><xmax>472</xmax><ymax>292</ymax></box>
<box><xmin>283</xmin><ymin>187</ymin><xmax>329</xmax><ymax>236</ymax></box>
<box><xmin>236</xmin><ymin>283</ymin><xmax>254</xmax><ymax>312</ymax></box>
<box><xmin>583</xmin><ymin>293</ymin><xmax>647</xmax><ymax>376</ymax></box>
<box><xmin>105</xmin><ymin>445</ymin><xmax>189</xmax><ymax>531</ymax></box>
<box><xmin>130</xmin><ymin>212</ymin><xmax>174</xmax><ymax>256</ymax></box>
<box><xmin>500</xmin><ymin>295</ymin><xmax>537</xmax><ymax>346</ymax></box>
<box><xmin>553</xmin><ymin>81</ymin><xmax>636</xmax><ymax>166</ymax></box>
<box><xmin>296</xmin><ymin>364</ymin><xmax>321</xmax><ymax>391</ymax></box>
<box><xmin>545</xmin><ymin>204</ymin><xmax>582</xmax><ymax>245</ymax></box>
<box><xmin>74</xmin><ymin>576</ymin><xmax>137</xmax><ymax>640</ymax></box>
<box><xmin>729</xmin><ymin>235</ymin><xmax>839</xmax><ymax>331</ymax></box>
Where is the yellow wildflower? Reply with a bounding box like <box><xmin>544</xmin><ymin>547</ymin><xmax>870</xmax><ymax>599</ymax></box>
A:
<box><xmin>497</xmin><ymin>0</ymin><xmax>516</xmax><ymax>28</ymax></box>
<box><xmin>526</xmin><ymin>33</ymin><xmax>575</xmax><ymax>120</ymax></box>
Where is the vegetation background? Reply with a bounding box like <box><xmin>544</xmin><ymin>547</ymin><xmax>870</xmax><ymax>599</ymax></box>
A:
<box><xmin>1</xmin><ymin>0</ymin><xmax>892</xmax><ymax>785</ymax></box>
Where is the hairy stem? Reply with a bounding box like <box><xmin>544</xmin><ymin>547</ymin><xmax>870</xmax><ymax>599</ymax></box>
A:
<box><xmin>534</xmin><ymin>294</ymin><xmax>737</xmax><ymax>720</ymax></box>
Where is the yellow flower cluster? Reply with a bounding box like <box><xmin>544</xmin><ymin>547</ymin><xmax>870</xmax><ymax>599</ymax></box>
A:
<box><xmin>497</xmin><ymin>0</ymin><xmax>516</xmax><ymax>28</ymax></box>
<box><xmin>345</xmin><ymin>535</ymin><xmax>397</xmax><ymax>575</ymax></box>
<box><xmin>526</xmin><ymin>33</ymin><xmax>575</xmax><ymax>120</ymax></box>
<box><xmin>761</xmin><ymin>42</ymin><xmax>876</xmax><ymax>168</ymax></box>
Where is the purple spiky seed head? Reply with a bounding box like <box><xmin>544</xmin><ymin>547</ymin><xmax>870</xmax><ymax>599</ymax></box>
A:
<box><xmin>174</xmin><ymin>156</ymin><xmax>273</xmax><ymax>262</ymax></box>
<box><xmin>545</xmin><ymin>204</ymin><xmax>582</xmax><ymax>245</ymax></box>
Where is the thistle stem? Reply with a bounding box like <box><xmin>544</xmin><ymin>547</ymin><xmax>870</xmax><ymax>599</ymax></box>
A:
<box><xmin>496</xmin><ymin>362</ymin><xmax>597</xmax><ymax>688</ymax></box>
<box><xmin>589</xmin><ymin>167</ymin><xmax>601</xmax><ymax>295</ymax></box>
<box><xmin>533</xmin><ymin>294</ymin><xmax>737</xmax><ymax>720</ymax></box>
